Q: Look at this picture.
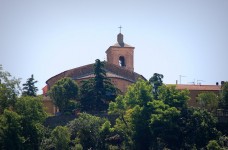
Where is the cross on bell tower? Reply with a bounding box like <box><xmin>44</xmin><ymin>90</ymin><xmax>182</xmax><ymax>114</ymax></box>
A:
<box><xmin>117</xmin><ymin>26</ymin><xmax>124</xmax><ymax>47</ymax></box>
<box><xmin>118</xmin><ymin>26</ymin><xmax>122</xmax><ymax>33</ymax></box>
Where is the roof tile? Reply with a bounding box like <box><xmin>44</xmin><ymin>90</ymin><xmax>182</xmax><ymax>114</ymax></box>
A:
<box><xmin>175</xmin><ymin>84</ymin><xmax>221</xmax><ymax>91</ymax></box>
<box><xmin>46</xmin><ymin>62</ymin><xmax>145</xmax><ymax>88</ymax></box>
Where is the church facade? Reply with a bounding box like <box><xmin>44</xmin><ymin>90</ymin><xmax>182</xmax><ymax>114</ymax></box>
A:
<box><xmin>42</xmin><ymin>32</ymin><xmax>224</xmax><ymax>115</ymax></box>
<box><xmin>42</xmin><ymin>33</ymin><xmax>145</xmax><ymax>114</ymax></box>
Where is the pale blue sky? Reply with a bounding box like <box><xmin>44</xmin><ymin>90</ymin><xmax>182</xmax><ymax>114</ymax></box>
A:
<box><xmin>1</xmin><ymin>0</ymin><xmax>228</xmax><ymax>94</ymax></box>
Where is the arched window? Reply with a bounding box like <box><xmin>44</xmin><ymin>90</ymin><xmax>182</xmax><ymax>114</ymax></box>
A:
<box><xmin>119</xmin><ymin>56</ymin><xmax>126</xmax><ymax>67</ymax></box>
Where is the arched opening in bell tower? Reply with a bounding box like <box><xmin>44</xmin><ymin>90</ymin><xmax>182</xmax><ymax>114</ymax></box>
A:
<box><xmin>119</xmin><ymin>56</ymin><xmax>126</xmax><ymax>67</ymax></box>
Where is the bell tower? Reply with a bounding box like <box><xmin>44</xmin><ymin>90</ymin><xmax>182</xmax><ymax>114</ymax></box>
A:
<box><xmin>106</xmin><ymin>31</ymin><xmax>135</xmax><ymax>72</ymax></box>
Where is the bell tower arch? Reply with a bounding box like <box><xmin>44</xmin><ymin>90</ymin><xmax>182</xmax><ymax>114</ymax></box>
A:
<box><xmin>106</xmin><ymin>32</ymin><xmax>135</xmax><ymax>72</ymax></box>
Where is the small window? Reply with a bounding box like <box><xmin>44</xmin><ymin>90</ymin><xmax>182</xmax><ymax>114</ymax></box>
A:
<box><xmin>119</xmin><ymin>56</ymin><xmax>126</xmax><ymax>67</ymax></box>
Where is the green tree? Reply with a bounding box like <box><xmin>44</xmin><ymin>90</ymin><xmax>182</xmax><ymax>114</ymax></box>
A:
<box><xmin>0</xmin><ymin>65</ymin><xmax>20</xmax><ymax>113</ymax></box>
<box><xmin>99</xmin><ymin>120</ymin><xmax>114</xmax><ymax>149</ymax></box>
<box><xmin>207</xmin><ymin>140</ymin><xmax>221</xmax><ymax>150</ymax></box>
<box><xmin>109</xmin><ymin>80</ymin><xmax>219</xmax><ymax>149</ymax></box>
<box><xmin>196</xmin><ymin>92</ymin><xmax>219</xmax><ymax>112</ymax></box>
<box><xmin>147</xmin><ymin>84</ymin><xmax>188</xmax><ymax>149</ymax></box>
<box><xmin>149</xmin><ymin>101</ymin><xmax>181</xmax><ymax>149</ymax></box>
<box><xmin>22</xmin><ymin>74</ymin><xmax>38</xmax><ymax>96</ymax></box>
<box><xmin>51</xmin><ymin>126</ymin><xmax>71</xmax><ymax>150</ymax></box>
<box><xmin>221</xmin><ymin>82</ymin><xmax>228</xmax><ymax>108</ymax></box>
<box><xmin>80</xmin><ymin>78</ymin><xmax>95</xmax><ymax>111</ymax></box>
<box><xmin>39</xmin><ymin>127</ymin><xmax>54</xmax><ymax>150</ymax></box>
<box><xmin>0</xmin><ymin>109</ymin><xmax>24</xmax><ymax>150</ymax></box>
<box><xmin>218</xmin><ymin>135</ymin><xmax>228</xmax><ymax>149</ymax></box>
<box><xmin>67</xmin><ymin>113</ymin><xmax>107</xmax><ymax>149</ymax></box>
<box><xmin>149</xmin><ymin>73</ymin><xmax>164</xmax><ymax>99</ymax></box>
<box><xmin>155</xmin><ymin>85</ymin><xmax>218</xmax><ymax>149</ymax></box>
<box><xmin>15</xmin><ymin>96</ymin><xmax>47</xmax><ymax>124</ymax></box>
<box><xmin>80</xmin><ymin>59</ymin><xmax>118</xmax><ymax>111</ymax></box>
<box><xmin>178</xmin><ymin>108</ymin><xmax>219</xmax><ymax>149</ymax></box>
<box><xmin>15</xmin><ymin>96</ymin><xmax>47</xmax><ymax>150</ymax></box>
<box><xmin>149</xmin><ymin>89</ymin><xmax>218</xmax><ymax>149</ymax></box>
<box><xmin>158</xmin><ymin>85</ymin><xmax>189</xmax><ymax>110</ymax></box>
<box><xmin>109</xmin><ymin>95</ymin><xmax>127</xmax><ymax>127</ymax></box>
<box><xmin>109</xmin><ymin>79</ymin><xmax>154</xmax><ymax>149</ymax></box>
<box><xmin>49</xmin><ymin>77</ymin><xmax>79</xmax><ymax>113</ymax></box>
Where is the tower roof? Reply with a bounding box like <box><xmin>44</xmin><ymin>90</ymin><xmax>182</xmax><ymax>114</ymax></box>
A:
<box><xmin>111</xmin><ymin>33</ymin><xmax>133</xmax><ymax>48</ymax></box>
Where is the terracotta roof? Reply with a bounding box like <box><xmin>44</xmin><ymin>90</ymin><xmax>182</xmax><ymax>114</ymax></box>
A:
<box><xmin>174</xmin><ymin>84</ymin><xmax>221</xmax><ymax>91</ymax></box>
<box><xmin>46</xmin><ymin>62</ymin><xmax>145</xmax><ymax>87</ymax></box>
<box><xmin>76</xmin><ymin>72</ymin><xmax>132</xmax><ymax>81</ymax></box>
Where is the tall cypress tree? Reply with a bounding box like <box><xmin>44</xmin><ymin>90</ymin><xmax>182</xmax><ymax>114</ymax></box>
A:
<box><xmin>149</xmin><ymin>73</ymin><xmax>164</xmax><ymax>99</ymax></box>
<box><xmin>22</xmin><ymin>74</ymin><xmax>38</xmax><ymax>97</ymax></box>
<box><xmin>80</xmin><ymin>59</ymin><xmax>118</xmax><ymax>111</ymax></box>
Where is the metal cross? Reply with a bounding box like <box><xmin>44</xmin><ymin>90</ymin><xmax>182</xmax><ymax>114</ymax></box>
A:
<box><xmin>118</xmin><ymin>26</ymin><xmax>122</xmax><ymax>33</ymax></box>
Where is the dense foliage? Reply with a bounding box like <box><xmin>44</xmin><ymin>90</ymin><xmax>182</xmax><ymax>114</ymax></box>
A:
<box><xmin>0</xmin><ymin>65</ymin><xmax>47</xmax><ymax>150</ymax></box>
<box><xmin>109</xmin><ymin>79</ymin><xmax>222</xmax><ymax>149</ymax></box>
<box><xmin>0</xmin><ymin>65</ymin><xmax>20</xmax><ymax>113</ymax></box>
<box><xmin>51</xmin><ymin>126</ymin><xmax>71</xmax><ymax>150</ymax></box>
<box><xmin>80</xmin><ymin>59</ymin><xmax>118</xmax><ymax>111</ymax></box>
<box><xmin>0</xmin><ymin>109</ymin><xmax>24</xmax><ymax>149</ymax></box>
<box><xmin>221</xmin><ymin>82</ymin><xmax>228</xmax><ymax>108</ymax></box>
<box><xmin>1</xmin><ymin>65</ymin><xmax>228</xmax><ymax>149</ymax></box>
<box><xmin>0</xmin><ymin>96</ymin><xmax>47</xmax><ymax>150</ymax></box>
<box><xmin>67</xmin><ymin>113</ymin><xmax>108</xmax><ymax>149</ymax></box>
<box><xmin>196</xmin><ymin>92</ymin><xmax>219</xmax><ymax>112</ymax></box>
<box><xmin>49</xmin><ymin>77</ymin><xmax>79</xmax><ymax>113</ymax></box>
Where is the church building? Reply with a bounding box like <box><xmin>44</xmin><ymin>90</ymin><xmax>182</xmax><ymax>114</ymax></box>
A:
<box><xmin>42</xmin><ymin>32</ymin><xmax>145</xmax><ymax>114</ymax></box>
